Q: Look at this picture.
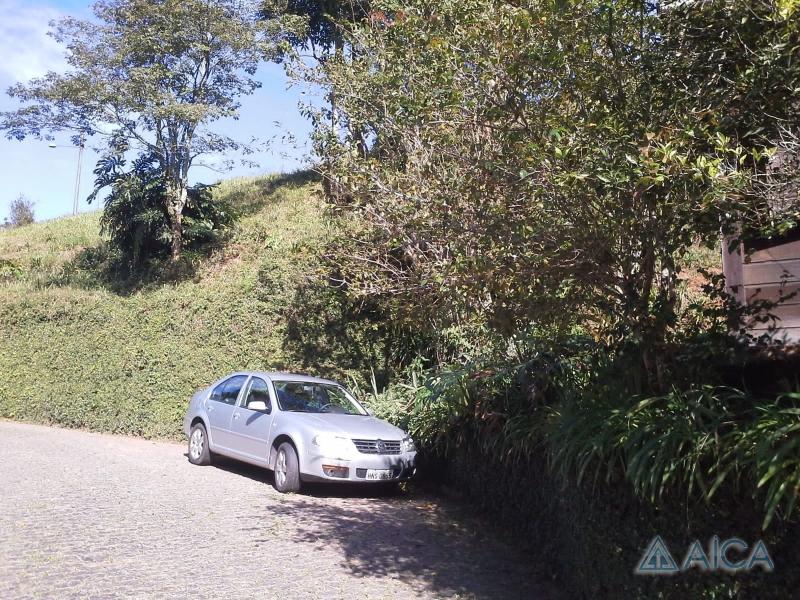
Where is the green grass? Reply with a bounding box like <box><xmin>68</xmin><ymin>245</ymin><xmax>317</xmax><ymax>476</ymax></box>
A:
<box><xmin>0</xmin><ymin>211</ymin><xmax>102</xmax><ymax>285</ymax></box>
<box><xmin>0</xmin><ymin>171</ymin><xmax>385</xmax><ymax>438</ymax></box>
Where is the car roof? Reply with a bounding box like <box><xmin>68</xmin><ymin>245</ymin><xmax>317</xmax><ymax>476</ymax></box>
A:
<box><xmin>226</xmin><ymin>371</ymin><xmax>342</xmax><ymax>386</ymax></box>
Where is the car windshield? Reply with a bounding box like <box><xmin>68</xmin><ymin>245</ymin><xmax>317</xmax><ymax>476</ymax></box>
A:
<box><xmin>273</xmin><ymin>381</ymin><xmax>367</xmax><ymax>415</ymax></box>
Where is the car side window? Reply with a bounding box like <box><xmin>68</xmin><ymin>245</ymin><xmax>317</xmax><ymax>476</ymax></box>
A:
<box><xmin>209</xmin><ymin>380</ymin><xmax>227</xmax><ymax>403</ymax></box>
<box><xmin>219</xmin><ymin>375</ymin><xmax>248</xmax><ymax>406</ymax></box>
<box><xmin>243</xmin><ymin>377</ymin><xmax>271</xmax><ymax>412</ymax></box>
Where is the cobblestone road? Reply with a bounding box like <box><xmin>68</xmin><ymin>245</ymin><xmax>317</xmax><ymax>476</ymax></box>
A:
<box><xmin>0</xmin><ymin>421</ymin><xmax>556</xmax><ymax>599</ymax></box>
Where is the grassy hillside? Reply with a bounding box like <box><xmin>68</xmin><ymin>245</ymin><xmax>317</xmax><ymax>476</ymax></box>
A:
<box><xmin>0</xmin><ymin>172</ymin><xmax>385</xmax><ymax>438</ymax></box>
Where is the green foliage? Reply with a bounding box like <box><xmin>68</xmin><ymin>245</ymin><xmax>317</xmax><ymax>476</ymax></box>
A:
<box><xmin>428</xmin><ymin>419</ymin><xmax>800</xmax><ymax>599</ymax></box>
<box><xmin>90</xmin><ymin>152</ymin><xmax>235</xmax><ymax>267</ymax></box>
<box><xmin>547</xmin><ymin>384</ymin><xmax>800</xmax><ymax>530</ymax></box>
<box><xmin>353</xmin><ymin>359</ymin><xmax>425</xmax><ymax>428</ymax></box>
<box><xmin>301</xmin><ymin>0</ymin><xmax>799</xmax><ymax>385</ymax></box>
<box><xmin>0</xmin><ymin>172</ymin><xmax>389</xmax><ymax>438</ymax></box>
<box><xmin>367</xmin><ymin>330</ymin><xmax>800</xmax><ymax>531</ymax></box>
<box><xmin>0</xmin><ymin>258</ymin><xmax>23</xmax><ymax>281</ymax></box>
<box><xmin>1</xmin><ymin>0</ymin><xmax>305</xmax><ymax>258</ymax></box>
<box><xmin>365</xmin><ymin>345</ymin><xmax>800</xmax><ymax>597</ymax></box>
<box><xmin>264</xmin><ymin>0</ymin><xmax>369</xmax><ymax>51</ymax></box>
<box><xmin>295</xmin><ymin>8</ymin><xmax>800</xmax><ymax>592</ymax></box>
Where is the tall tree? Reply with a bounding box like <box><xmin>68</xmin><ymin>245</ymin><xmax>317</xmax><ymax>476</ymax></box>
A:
<box><xmin>265</xmin><ymin>0</ymin><xmax>370</xmax><ymax>159</ymax></box>
<box><xmin>1</xmin><ymin>0</ymin><xmax>301</xmax><ymax>260</ymax></box>
<box><xmin>307</xmin><ymin>0</ymin><xmax>797</xmax><ymax>382</ymax></box>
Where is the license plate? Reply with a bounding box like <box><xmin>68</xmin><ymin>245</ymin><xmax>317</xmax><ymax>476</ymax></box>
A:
<box><xmin>365</xmin><ymin>469</ymin><xmax>393</xmax><ymax>480</ymax></box>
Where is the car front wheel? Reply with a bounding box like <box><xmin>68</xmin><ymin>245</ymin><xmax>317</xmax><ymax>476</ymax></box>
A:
<box><xmin>273</xmin><ymin>442</ymin><xmax>301</xmax><ymax>493</ymax></box>
<box><xmin>188</xmin><ymin>423</ymin><xmax>212</xmax><ymax>466</ymax></box>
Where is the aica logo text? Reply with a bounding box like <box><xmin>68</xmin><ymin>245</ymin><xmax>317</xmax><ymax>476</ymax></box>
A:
<box><xmin>635</xmin><ymin>535</ymin><xmax>774</xmax><ymax>575</ymax></box>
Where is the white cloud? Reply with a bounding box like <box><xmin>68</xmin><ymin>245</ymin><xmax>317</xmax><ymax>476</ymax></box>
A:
<box><xmin>0</xmin><ymin>0</ymin><xmax>66</xmax><ymax>85</ymax></box>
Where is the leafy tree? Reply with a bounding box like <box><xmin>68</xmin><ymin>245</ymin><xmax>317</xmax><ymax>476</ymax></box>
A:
<box><xmin>304</xmin><ymin>0</ymin><xmax>797</xmax><ymax>384</ymax></box>
<box><xmin>1</xmin><ymin>0</ymin><xmax>303</xmax><ymax>260</ymax></box>
<box><xmin>89</xmin><ymin>152</ymin><xmax>234</xmax><ymax>267</ymax></box>
<box><xmin>660</xmin><ymin>0</ymin><xmax>800</xmax><ymax>240</ymax></box>
<box><xmin>265</xmin><ymin>0</ymin><xmax>371</xmax><ymax>171</ymax></box>
<box><xmin>7</xmin><ymin>195</ymin><xmax>35</xmax><ymax>227</ymax></box>
<box><xmin>264</xmin><ymin>1</ymin><xmax>370</xmax><ymax>55</ymax></box>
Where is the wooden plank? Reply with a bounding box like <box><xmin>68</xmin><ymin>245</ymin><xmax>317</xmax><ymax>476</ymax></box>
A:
<box><xmin>742</xmin><ymin>258</ymin><xmax>800</xmax><ymax>286</ymax></box>
<box><xmin>748</xmin><ymin>326</ymin><xmax>800</xmax><ymax>343</ymax></box>
<box><xmin>729</xmin><ymin>228</ymin><xmax>800</xmax><ymax>342</ymax></box>
<box><xmin>747</xmin><ymin>239</ymin><xmax>800</xmax><ymax>264</ymax></box>
<box><xmin>749</xmin><ymin>304</ymin><xmax>800</xmax><ymax>330</ymax></box>
<box><xmin>745</xmin><ymin>282</ymin><xmax>800</xmax><ymax>305</ymax></box>
<box><xmin>721</xmin><ymin>235</ymin><xmax>745</xmax><ymax>303</ymax></box>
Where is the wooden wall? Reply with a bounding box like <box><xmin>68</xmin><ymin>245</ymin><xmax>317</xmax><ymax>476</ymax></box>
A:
<box><xmin>723</xmin><ymin>234</ymin><xmax>800</xmax><ymax>343</ymax></box>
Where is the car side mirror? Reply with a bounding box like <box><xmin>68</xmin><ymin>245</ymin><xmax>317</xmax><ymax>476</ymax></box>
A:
<box><xmin>247</xmin><ymin>400</ymin><xmax>269</xmax><ymax>412</ymax></box>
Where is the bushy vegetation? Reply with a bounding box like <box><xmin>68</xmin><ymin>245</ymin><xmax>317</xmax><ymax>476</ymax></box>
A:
<box><xmin>1</xmin><ymin>1</ymin><xmax>799</xmax><ymax>596</ymax></box>
<box><xmin>4</xmin><ymin>195</ymin><xmax>35</xmax><ymax>228</ymax></box>
<box><xmin>296</xmin><ymin>1</ymin><xmax>800</xmax><ymax>596</ymax></box>
<box><xmin>89</xmin><ymin>152</ymin><xmax>235</xmax><ymax>270</ymax></box>
<box><xmin>0</xmin><ymin>0</ymin><xmax>304</xmax><ymax>260</ymax></box>
<box><xmin>307</xmin><ymin>0</ymin><xmax>798</xmax><ymax>355</ymax></box>
<box><xmin>351</xmin><ymin>344</ymin><xmax>800</xmax><ymax>597</ymax></box>
<box><xmin>0</xmin><ymin>172</ymin><xmax>390</xmax><ymax>438</ymax></box>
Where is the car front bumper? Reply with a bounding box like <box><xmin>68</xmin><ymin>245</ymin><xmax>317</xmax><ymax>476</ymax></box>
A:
<box><xmin>301</xmin><ymin>450</ymin><xmax>417</xmax><ymax>483</ymax></box>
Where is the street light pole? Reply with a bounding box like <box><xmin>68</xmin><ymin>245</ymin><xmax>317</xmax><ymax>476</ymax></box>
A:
<box><xmin>48</xmin><ymin>133</ymin><xmax>86</xmax><ymax>216</ymax></box>
<box><xmin>72</xmin><ymin>134</ymin><xmax>85</xmax><ymax>216</ymax></box>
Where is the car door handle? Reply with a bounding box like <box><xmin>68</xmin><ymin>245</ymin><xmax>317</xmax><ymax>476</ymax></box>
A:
<box><xmin>233</xmin><ymin>413</ymin><xmax>240</xmax><ymax>420</ymax></box>
<box><xmin>208</xmin><ymin>405</ymin><xmax>215</xmax><ymax>412</ymax></box>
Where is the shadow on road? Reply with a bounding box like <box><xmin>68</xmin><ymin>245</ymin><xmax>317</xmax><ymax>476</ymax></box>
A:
<box><xmin>204</xmin><ymin>454</ymin><xmax>403</xmax><ymax>498</ymax></box>
<box><xmin>197</xmin><ymin>454</ymin><xmax>557</xmax><ymax>599</ymax></box>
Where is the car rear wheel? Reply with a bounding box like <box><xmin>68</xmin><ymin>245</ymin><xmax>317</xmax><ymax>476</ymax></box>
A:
<box><xmin>273</xmin><ymin>442</ymin><xmax>301</xmax><ymax>493</ymax></box>
<box><xmin>188</xmin><ymin>423</ymin><xmax>212</xmax><ymax>466</ymax></box>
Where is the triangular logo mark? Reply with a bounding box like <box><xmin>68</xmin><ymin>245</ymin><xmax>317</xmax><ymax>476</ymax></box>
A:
<box><xmin>635</xmin><ymin>536</ymin><xmax>679</xmax><ymax>575</ymax></box>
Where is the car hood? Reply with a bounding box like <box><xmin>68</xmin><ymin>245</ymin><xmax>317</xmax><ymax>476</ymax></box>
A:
<box><xmin>297</xmin><ymin>413</ymin><xmax>407</xmax><ymax>439</ymax></box>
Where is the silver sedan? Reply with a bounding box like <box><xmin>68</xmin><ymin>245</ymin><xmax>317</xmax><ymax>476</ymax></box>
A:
<box><xmin>183</xmin><ymin>371</ymin><xmax>417</xmax><ymax>492</ymax></box>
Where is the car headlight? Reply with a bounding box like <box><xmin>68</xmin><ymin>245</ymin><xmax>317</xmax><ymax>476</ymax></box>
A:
<box><xmin>313</xmin><ymin>433</ymin><xmax>354</xmax><ymax>459</ymax></box>
<box><xmin>401</xmin><ymin>436</ymin><xmax>416</xmax><ymax>453</ymax></box>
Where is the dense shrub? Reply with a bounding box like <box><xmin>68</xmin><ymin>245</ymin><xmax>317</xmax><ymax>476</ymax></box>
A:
<box><xmin>0</xmin><ymin>258</ymin><xmax>23</xmax><ymax>281</ymax></box>
<box><xmin>547</xmin><ymin>385</ymin><xmax>800</xmax><ymax>528</ymax></box>
<box><xmin>305</xmin><ymin>0</ymin><xmax>799</xmax><ymax>381</ymax></box>
<box><xmin>90</xmin><ymin>153</ymin><xmax>235</xmax><ymax>268</ymax></box>
<box><xmin>6</xmin><ymin>195</ymin><xmax>35</xmax><ymax>227</ymax></box>
<box><xmin>359</xmin><ymin>342</ymin><xmax>800</xmax><ymax>598</ymax></box>
<box><xmin>430</xmin><ymin>425</ymin><xmax>800</xmax><ymax>599</ymax></box>
<box><xmin>0</xmin><ymin>174</ymin><xmax>390</xmax><ymax>438</ymax></box>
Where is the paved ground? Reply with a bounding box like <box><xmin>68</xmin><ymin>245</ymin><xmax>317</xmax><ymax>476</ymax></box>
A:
<box><xmin>0</xmin><ymin>421</ymin><xmax>556</xmax><ymax>599</ymax></box>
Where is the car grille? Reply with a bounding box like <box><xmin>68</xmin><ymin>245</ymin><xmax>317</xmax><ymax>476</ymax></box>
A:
<box><xmin>352</xmin><ymin>439</ymin><xmax>402</xmax><ymax>455</ymax></box>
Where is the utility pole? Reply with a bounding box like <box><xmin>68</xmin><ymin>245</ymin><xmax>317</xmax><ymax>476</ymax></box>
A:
<box><xmin>49</xmin><ymin>133</ymin><xmax>86</xmax><ymax>216</ymax></box>
<box><xmin>72</xmin><ymin>133</ymin><xmax>85</xmax><ymax>216</ymax></box>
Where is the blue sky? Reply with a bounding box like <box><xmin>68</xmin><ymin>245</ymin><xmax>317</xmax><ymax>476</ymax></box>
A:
<box><xmin>0</xmin><ymin>0</ymin><xmax>313</xmax><ymax>222</ymax></box>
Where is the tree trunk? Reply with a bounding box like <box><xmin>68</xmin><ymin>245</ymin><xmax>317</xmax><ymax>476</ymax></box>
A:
<box><xmin>323</xmin><ymin>35</ymin><xmax>345</xmax><ymax>205</ymax></box>
<box><xmin>170</xmin><ymin>207</ymin><xmax>183</xmax><ymax>261</ymax></box>
<box><xmin>331</xmin><ymin>35</ymin><xmax>343</xmax><ymax>131</ymax></box>
<box><xmin>166</xmin><ymin>179</ymin><xmax>188</xmax><ymax>262</ymax></box>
